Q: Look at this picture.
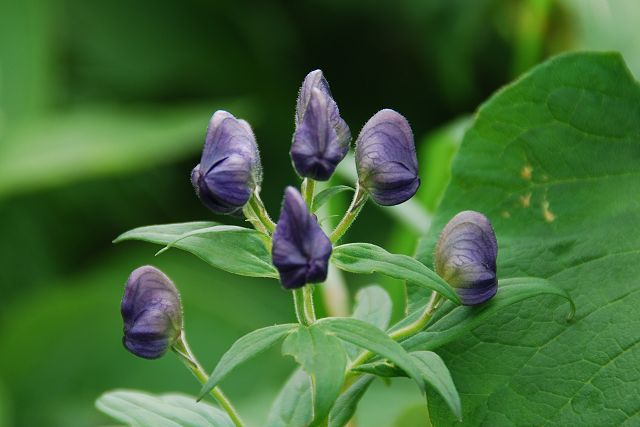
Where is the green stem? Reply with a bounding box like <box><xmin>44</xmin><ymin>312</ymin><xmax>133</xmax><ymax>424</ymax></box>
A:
<box><xmin>330</xmin><ymin>183</ymin><xmax>367</xmax><ymax>243</ymax></box>
<box><xmin>248</xmin><ymin>191</ymin><xmax>276</xmax><ymax>234</ymax></box>
<box><xmin>347</xmin><ymin>292</ymin><xmax>443</xmax><ymax>373</ymax></box>
<box><xmin>301</xmin><ymin>178</ymin><xmax>316</xmax><ymax>207</ymax></box>
<box><xmin>293</xmin><ymin>285</ymin><xmax>316</xmax><ymax>326</ymax></box>
<box><xmin>172</xmin><ymin>334</ymin><xmax>245</xmax><ymax>427</ymax></box>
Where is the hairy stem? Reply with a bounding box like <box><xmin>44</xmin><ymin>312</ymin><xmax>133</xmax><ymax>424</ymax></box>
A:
<box><xmin>330</xmin><ymin>183</ymin><xmax>368</xmax><ymax>243</ymax></box>
<box><xmin>301</xmin><ymin>178</ymin><xmax>316</xmax><ymax>207</ymax></box>
<box><xmin>248</xmin><ymin>190</ymin><xmax>276</xmax><ymax>234</ymax></box>
<box><xmin>172</xmin><ymin>334</ymin><xmax>245</xmax><ymax>427</ymax></box>
<box><xmin>293</xmin><ymin>285</ymin><xmax>317</xmax><ymax>326</ymax></box>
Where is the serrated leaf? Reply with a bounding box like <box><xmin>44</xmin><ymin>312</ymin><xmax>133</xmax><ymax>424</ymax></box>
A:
<box><xmin>343</xmin><ymin>285</ymin><xmax>393</xmax><ymax>360</ymax></box>
<box><xmin>200</xmin><ymin>324</ymin><xmax>297</xmax><ymax>398</ymax></box>
<box><xmin>415</xmin><ymin>52</ymin><xmax>640</xmax><ymax>425</ymax></box>
<box><xmin>317</xmin><ymin>318</ymin><xmax>425</xmax><ymax>393</ymax></box>
<box><xmin>266</xmin><ymin>369</ymin><xmax>313</xmax><ymax>427</ymax></box>
<box><xmin>96</xmin><ymin>389</ymin><xmax>234</xmax><ymax>427</ymax></box>
<box><xmin>311</xmin><ymin>185</ymin><xmax>354</xmax><ymax>213</ymax></box>
<box><xmin>282</xmin><ymin>325</ymin><xmax>347</xmax><ymax>426</ymax></box>
<box><xmin>328</xmin><ymin>375</ymin><xmax>375</xmax><ymax>427</ymax></box>
<box><xmin>331</xmin><ymin>243</ymin><xmax>459</xmax><ymax>304</ymax></box>
<box><xmin>114</xmin><ymin>222</ymin><xmax>278</xmax><ymax>278</ymax></box>
<box><xmin>403</xmin><ymin>278</ymin><xmax>574</xmax><ymax>352</ymax></box>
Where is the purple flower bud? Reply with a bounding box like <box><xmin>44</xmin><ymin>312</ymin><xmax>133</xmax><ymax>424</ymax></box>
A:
<box><xmin>121</xmin><ymin>266</ymin><xmax>183</xmax><ymax>359</ymax></box>
<box><xmin>434</xmin><ymin>211</ymin><xmax>498</xmax><ymax>305</ymax></box>
<box><xmin>272</xmin><ymin>187</ymin><xmax>332</xmax><ymax>289</ymax></box>
<box><xmin>355</xmin><ymin>109</ymin><xmax>420</xmax><ymax>206</ymax></box>
<box><xmin>291</xmin><ymin>70</ymin><xmax>351</xmax><ymax>181</ymax></box>
<box><xmin>191</xmin><ymin>111</ymin><xmax>262</xmax><ymax>214</ymax></box>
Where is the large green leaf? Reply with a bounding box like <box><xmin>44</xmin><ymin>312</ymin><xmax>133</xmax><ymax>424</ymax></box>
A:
<box><xmin>411</xmin><ymin>352</ymin><xmax>460</xmax><ymax>421</ymax></box>
<box><xmin>96</xmin><ymin>389</ymin><xmax>234</xmax><ymax>427</ymax></box>
<box><xmin>404</xmin><ymin>278</ymin><xmax>574</xmax><ymax>353</ymax></box>
<box><xmin>282</xmin><ymin>325</ymin><xmax>347</xmax><ymax>426</ymax></box>
<box><xmin>317</xmin><ymin>318</ymin><xmax>425</xmax><ymax>393</ymax></box>
<box><xmin>200</xmin><ymin>324</ymin><xmax>297</xmax><ymax>398</ymax></box>
<box><xmin>415</xmin><ymin>52</ymin><xmax>640</xmax><ymax>425</ymax></box>
<box><xmin>331</xmin><ymin>243</ymin><xmax>460</xmax><ymax>304</ymax></box>
<box><xmin>115</xmin><ymin>222</ymin><xmax>278</xmax><ymax>279</ymax></box>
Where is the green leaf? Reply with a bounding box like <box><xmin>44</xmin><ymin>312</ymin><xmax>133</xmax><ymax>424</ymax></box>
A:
<box><xmin>200</xmin><ymin>324</ymin><xmax>297</xmax><ymax>398</ymax></box>
<box><xmin>404</xmin><ymin>278</ymin><xmax>574</xmax><ymax>353</ymax></box>
<box><xmin>282</xmin><ymin>325</ymin><xmax>347</xmax><ymax>426</ymax></box>
<box><xmin>317</xmin><ymin>318</ymin><xmax>425</xmax><ymax>392</ymax></box>
<box><xmin>344</xmin><ymin>285</ymin><xmax>393</xmax><ymax>360</ymax></box>
<box><xmin>311</xmin><ymin>185</ymin><xmax>354</xmax><ymax>213</ymax></box>
<box><xmin>331</xmin><ymin>243</ymin><xmax>460</xmax><ymax>304</ymax></box>
<box><xmin>415</xmin><ymin>52</ymin><xmax>640</xmax><ymax>425</ymax></box>
<box><xmin>96</xmin><ymin>389</ymin><xmax>234</xmax><ymax>427</ymax></box>
<box><xmin>114</xmin><ymin>222</ymin><xmax>278</xmax><ymax>278</ymax></box>
<box><xmin>411</xmin><ymin>351</ymin><xmax>461</xmax><ymax>421</ymax></box>
<box><xmin>328</xmin><ymin>375</ymin><xmax>375</xmax><ymax>427</ymax></box>
<box><xmin>266</xmin><ymin>370</ymin><xmax>313</xmax><ymax>427</ymax></box>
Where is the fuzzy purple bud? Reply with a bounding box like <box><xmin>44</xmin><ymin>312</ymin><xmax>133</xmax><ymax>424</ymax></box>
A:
<box><xmin>191</xmin><ymin>111</ymin><xmax>262</xmax><ymax>214</ymax></box>
<box><xmin>291</xmin><ymin>70</ymin><xmax>351</xmax><ymax>181</ymax></box>
<box><xmin>272</xmin><ymin>187</ymin><xmax>332</xmax><ymax>289</ymax></box>
<box><xmin>435</xmin><ymin>211</ymin><xmax>498</xmax><ymax>305</ymax></box>
<box><xmin>355</xmin><ymin>109</ymin><xmax>419</xmax><ymax>206</ymax></box>
<box><xmin>121</xmin><ymin>266</ymin><xmax>182</xmax><ymax>359</ymax></box>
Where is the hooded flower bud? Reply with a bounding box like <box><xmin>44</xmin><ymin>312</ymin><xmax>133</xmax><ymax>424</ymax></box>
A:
<box><xmin>435</xmin><ymin>211</ymin><xmax>498</xmax><ymax>305</ymax></box>
<box><xmin>191</xmin><ymin>111</ymin><xmax>262</xmax><ymax>214</ymax></box>
<box><xmin>121</xmin><ymin>266</ymin><xmax>183</xmax><ymax>359</ymax></box>
<box><xmin>291</xmin><ymin>70</ymin><xmax>351</xmax><ymax>181</ymax></box>
<box><xmin>355</xmin><ymin>109</ymin><xmax>420</xmax><ymax>206</ymax></box>
<box><xmin>272</xmin><ymin>187</ymin><xmax>332</xmax><ymax>289</ymax></box>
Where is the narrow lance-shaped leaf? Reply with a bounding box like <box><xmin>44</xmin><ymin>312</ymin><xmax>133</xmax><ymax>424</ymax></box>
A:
<box><xmin>114</xmin><ymin>222</ymin><xmax>278</xmax><ymax>278</ymax></box>
<box><xmin>200</xmin><ymin>324</ymin><xmax>298</xmax><ymax>398</ymax></box>
<box><xmin>317</xmin><ymin>317</ymin><xmax>425</xmax><ymax>392</ymax></box>
<box><xmin>328</xmin><ymin>375</ymin><xmax>376</xmax><ymax>427</ymax></box>
<box><xmin>402</xmin><ymin>277</ymin><xmax>574</xmax><ymax>353</ymax></box>
<box><xmin>96</xmin><ymin>389</ymin><xmax>235</xmax><ymax>427</ymax></box>
<box><xmin>411</xmin><ymin>351</ymin><xmax>461</xmax><ymax>421</ymax></box>
<box><xmin>266</xmin><ymin>369</ymin><xmax>313</xmax><ymax>427</ymax></box>
<box><xmin>282</xmin><ymin>326</ymin><xmax>347</xmax><ymax>426</ymax></box>
<box><xmin>332</xmin><ymin>243</ymin><xmax>460</xmax><ymax>304</ymax></box>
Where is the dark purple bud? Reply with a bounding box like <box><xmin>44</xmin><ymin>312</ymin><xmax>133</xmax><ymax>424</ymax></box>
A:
<box><xmin>355</xmin><ymin>109</ymin><xmax>420</xmax><ymax>206</ymax></box>
<box><xmin>291</xmin><ymin>70</ymin><xmax>351</xmax><ymax>181</ymax></box>
<box><xmin>434</xmin><ymin>211</ymin><xmax>498</xmax><ymax>305</ymax></box>
<box><xmin>121</xmin><ymin>266</ymin><xmax>183</xmax><ymax>359</ymax></box>
<box><xmin>272</xmin><ymin>187</ymin><xmax>332</xmax><ymax>289</ymax></box>
<box><xmin>191</xmin><ymin>111</ymin><xmax>262</xmax><ymax>214</ymax></box>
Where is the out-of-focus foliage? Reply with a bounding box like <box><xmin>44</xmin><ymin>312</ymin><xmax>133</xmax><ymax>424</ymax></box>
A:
<box><xmin>2</xmin><ymin>0</ymin><xmax>640</xmax><ymax>426</ymax></box>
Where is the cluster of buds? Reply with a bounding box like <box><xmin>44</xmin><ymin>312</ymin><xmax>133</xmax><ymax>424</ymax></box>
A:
<box><xmin>121</xmin><ymin>70</ymin><xmax>500</xmax><ymax>357</ymax></box>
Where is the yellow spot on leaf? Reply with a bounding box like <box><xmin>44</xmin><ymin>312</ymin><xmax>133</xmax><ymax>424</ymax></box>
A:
<box><xmin>521</xmin><ymin>165</ymin><xmax>533</xmax><ymax>180</ymax></box>
<box><xmin>501</xmin><ymin>210</ymin><xmax>511</xmax><ymax>218</ymax></box>
<box><xmin>542</xmin><ymin>200</ymin><xmax>556</xmax><ymax>222</ymax></box>
<box><xmin>520</xmin><ymin>193</ymin><xmax>531</xmax><ymax>208</ymax></box>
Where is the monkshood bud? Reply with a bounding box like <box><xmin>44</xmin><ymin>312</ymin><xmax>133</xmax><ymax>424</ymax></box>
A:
<box><xmin>291</xmin><ymin>70</ymin><xmax>351</xmax><ymax>181</ymax></box>
<box><xmin>435</xmin><ymin>211</ymin><xmax>498</xmax><ymax>305</ymax></box>
<box><xmin>272</xmin><ymin>187</ymin><xmax>332</xmax><ymax>289</ymax></box>
<box><xmin>121</xmin><ymin>266</ymin><xmax>183</xmax><ymax>359</ymax></box>
<box><xmin>191</xmin><ymin>111</ymin><xmax>262</xmax><ymax>214</ymax></box>
<box><xmin>355</xmin><ymin>109</ymin><xmax>420</xmax><ymax>206</ymax></box>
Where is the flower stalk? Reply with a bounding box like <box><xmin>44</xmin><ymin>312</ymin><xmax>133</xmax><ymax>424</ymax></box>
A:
<box><xmin>293</xmin><ymin>285</ymin><xmax>317</xmax><ymax>326</ymax></box>
<box><xmin>330</xmin><ymin>183</ymin><xmax>368</xmax><ymax>243</ymax></box>
<box><xmin>172</xmin><ymin>335</ymin><xmax>245</xmax><ymax>427</ymax></box>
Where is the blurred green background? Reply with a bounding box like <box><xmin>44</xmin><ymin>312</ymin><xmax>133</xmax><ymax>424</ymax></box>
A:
<box><xmin>1</xmin><ymin>1</ymin><xmax>639</xmax><ymax>426</ymax></box>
